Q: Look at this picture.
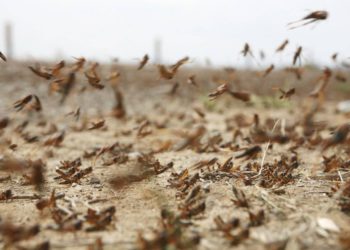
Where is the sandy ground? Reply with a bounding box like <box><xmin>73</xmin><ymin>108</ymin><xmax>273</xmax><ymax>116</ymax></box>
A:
<box><xmin>1</xmin><ymin>62</ymin><xmax>350</xmax><ymax>250</ymax></box>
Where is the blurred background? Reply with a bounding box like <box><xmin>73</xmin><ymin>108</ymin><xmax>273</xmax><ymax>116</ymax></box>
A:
<box><xmin>1</xmin><ymin>0</ymin><xmax>349</xmax><ymax>67</ymax></box>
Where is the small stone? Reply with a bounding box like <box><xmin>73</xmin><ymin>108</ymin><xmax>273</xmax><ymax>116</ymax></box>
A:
<box><xmin>89</xmin><ymin>176</ymin><xmax>101</xmax><ymax>185</ymax></box>
<box><xmin>317</xmin><ymin>217</ymin><xmax>340</xmax><ymax>232</ymax></box>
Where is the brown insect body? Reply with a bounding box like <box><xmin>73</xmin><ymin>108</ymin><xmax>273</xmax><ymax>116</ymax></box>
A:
<box><xmin>138</xmin><ymin>54</ymin><xmax>149</xmax><ymax>70</ymax></box>
<box><xmin>275</xmin><ymin>39</ymin><xmax>289</xmax><ymax>52</ymax></box>
<box><xmin>288</xmin><ymin>10</ymin><xmax>328</xmax><ymax>29</ymax></box>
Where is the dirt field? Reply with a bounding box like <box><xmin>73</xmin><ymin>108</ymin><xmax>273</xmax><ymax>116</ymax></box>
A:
<box><xmin>1</xmin><ymin>60</ymin><xmax>350</xmax><ymax>250</ymax></box>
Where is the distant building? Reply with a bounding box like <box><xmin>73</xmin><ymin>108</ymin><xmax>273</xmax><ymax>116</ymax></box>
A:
<box><xmin>154</xmin><ymin>38</ymin><xmax>162</xmax><ymax>64</ymax></box>
<box><xmin>5</xmin><ymin>22</ymin><xmax>13</xmax><ymax>60</ymax></box>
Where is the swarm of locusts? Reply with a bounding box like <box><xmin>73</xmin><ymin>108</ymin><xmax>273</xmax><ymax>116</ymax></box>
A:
<box><xmin>2</xmin><ymin>8</ymin><xmax>350</xmax><ymax>250</ymax></box>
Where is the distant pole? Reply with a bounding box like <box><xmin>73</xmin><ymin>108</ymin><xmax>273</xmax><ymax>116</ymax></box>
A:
<box><xmin>5</xmin><ymin>23</ymin><xmax>13</xmax><ymax>60</ymax></box>
<box><xmin>154</xmin><ymin>38</ymin><xmax>162</xmax><ymax>64</ymax></box>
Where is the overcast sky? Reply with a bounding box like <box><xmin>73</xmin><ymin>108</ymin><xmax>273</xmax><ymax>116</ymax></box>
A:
<box><xmin>1</xmin><ymin>0</ymin><xmax>349</xmax><ymax>66</ymax></box>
